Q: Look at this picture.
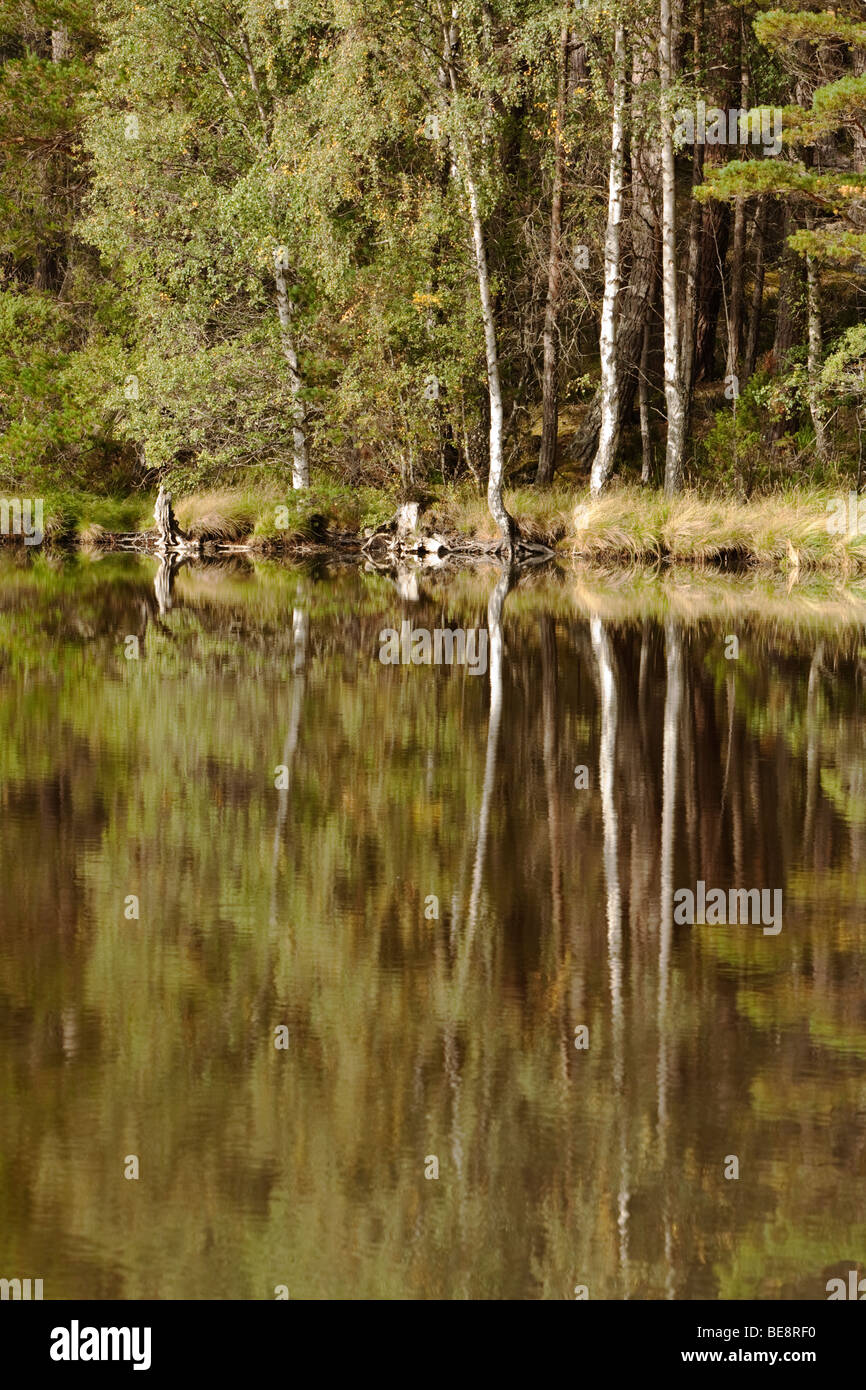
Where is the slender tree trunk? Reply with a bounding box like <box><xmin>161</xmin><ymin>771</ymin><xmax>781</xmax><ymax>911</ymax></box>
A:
<box><xmin>568</xmin><ymin>32</ymin><xmax>659</xmax><ymax>472</ymax></box>
<box><xmin>725</xmin><ymin>199</ymin><xmax>746</xmax><ymax>379</ymax></box>
<box><xmin>773</xmin><ymin>207</ymin><xmax>801</xmax><ymax>363</ymax></box>
<box><xmin>442</xmin><ymin>17</ymin><xmax>515</xmax><ymax>553</ymax></box>
<box><xmin>806</xmin><ymin>244</ymin><xmax>828</xmax><ymax>460</ymax></box>
<box><xmin>694</xmin><ymin>1</ymin><xmax>738</xmax><ymax>382</ymax></box>
<box><xmin>679</xmin><ymin>0</ymin><xmax>704</xmax><ymax>408</ymax></box>
<box><xmin>743</xmin><ymin>196</ymin><xmax>769</xmax><ymax>380</ymax></box>
<box><xmin>466</xmin><ymin>161</ymin><xmax>514</xmax><ymax>550</ymax></box>
<box><xmin>590</xmin><ymin>23</ymin><xmax>627</xmax><ymax>496</ymax></box>
<box><xmin>725</xmin><ymin>41</ymin><xmax>749</xmax><ymax>383</ymax></box>
<box><xmin>660</xmin><ymin>0</ymin><xmax>687</xmax><ymax>494</ymax></box>
<box><xmin>33</xmin><ymin>26</ymin><xmax>71</xmax><ymax>293</ymax></box>
<box><xmin>273</xmin><ymin>250</ymin><xmax>310</xmax><ymax>489</ymax></box>
<box><xmin>537</xmin><ymin>20</ymin><xmax>570</xmax><ymax>486</ymax></box>
<box><xmin>639</xmin><ymin>312</ymin><xmax>653</xmax><ymax>482</ymax></box>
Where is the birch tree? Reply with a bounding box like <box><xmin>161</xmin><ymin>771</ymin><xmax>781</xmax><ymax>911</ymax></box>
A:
<box><xmin>537</xmin><ymin>12</ymin><xmax>571</xmax><ymax>486</ymax></box>
<box><xmin>438</xmin><ymin>3</ymin><xmax>516</xmax><ymax>553</ymax></box>
<box><xmin>190</xmin><ymin>14</ymin><xmax>310</xmax><ymax>488</ymax></box>
<box><xmin>659</xmin><ymin>0</ymin><xmax>687</xmax><ymax>494</ymax></box>
<box><xmin>83</xmin><ymin>0</ymin><xmax>314</xmax><ymax>488</ymax></box>
<box><xmin>590</xmin><ymin>19</ymin><xmax>627</xmax><ymax>496</ymax></box>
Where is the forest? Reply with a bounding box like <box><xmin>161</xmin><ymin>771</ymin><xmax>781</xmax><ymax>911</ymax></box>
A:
<box><xmin>2</xmin><ymin>1</ymin><xmax>866</xmax><ymax>557</ymax></box>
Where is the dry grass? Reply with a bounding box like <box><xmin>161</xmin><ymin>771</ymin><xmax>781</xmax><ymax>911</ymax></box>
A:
<box><xmin>52</xmin><ymin>479</ymin><xmax>866</xmax><ymax>574</ymax></box>
<box><xmin>564</xmin><ymin>486</ymin><xmax>866</xmax><ymax>570</ymax></box>
<box><xmin>173</xmin><ymin>489</ymin><xmax>271</xmax><ymax>541</ymax></box>
<box><xmin>426</xmin><ymin>482</ymin><xmax>865</xmax><ymax>571</ymax></box>
<box><xmin>77</xmin><ymin>522</ymin><xmax>108</xmax><ymax>548</ymax></box>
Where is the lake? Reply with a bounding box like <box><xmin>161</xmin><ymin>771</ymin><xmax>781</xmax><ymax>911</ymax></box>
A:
<box><xmin>1</xmin><ymin>550</ymin><xmax>864</xmax><ymax>1299</ymax></box>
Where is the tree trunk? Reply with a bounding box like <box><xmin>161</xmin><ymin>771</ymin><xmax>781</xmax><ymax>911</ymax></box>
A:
<box><xmin>660</xmin><ymin>0</ymin><xmax>687</xmax><ymax>495</ymax></box>
<box><xmin>537</xmin><ymin>20</ymin><xmax>570</xmax><ymax>486</ymax></box>
<box><xmin>679</xmin><ymin>0</ymin><xmax>703</xmax><ymax>409</ymax></box>
<box><xmin>443</xmin><ymin>17</ymin><xmax>515</xmax><ymax>554</ymax></box>
<box><xmin>725</xmin><ymin>42</ymin><xmax>749</xmax><ymax>383</ymax></box>
<box><xmin>51</xmin><ymin>26</ymin><xmax>69</xmax><ymax>62</ymax></box>
<box><xmin>273</xmin><ymin>250</ymin><xmax>309</xmax><ymax>489</ymax></box>
<box><xmin>773</xmin><ymin>207</ymin><xmax>802</xmax><ymax>363</ymax></box>
<box><xmin>693</xmin><ymin>1</ymin><xmax>739</xmax><ymax>382</ymax></box>
<box><xmin>639</xmin><ymin>311</ymin><xmax>653</xmax><ymax>482</ymax></box>
<box><xmin>806</xmin><ymin>245</ymin><xmax>828</xmax><ymax>460</ymax></box>
<box><xmin>743</xmin><ymin>196</ymin><xmax>769</xmax><ymax>380</ymax></box>
<box><xmin>568</xmin><ymin>32</ymin><xmax>659</xmax><ymax>473</ymax></box>
<box><xmin>590</xmin><ymin>23</ymin><xmax>627</xmax><ymax>496</ymax></box>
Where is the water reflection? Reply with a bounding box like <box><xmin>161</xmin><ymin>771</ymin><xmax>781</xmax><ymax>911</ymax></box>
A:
<box><xmin>0</xmin><ymin>553</ymin><xmax>864</xmax><ymax>1300</ymax></box>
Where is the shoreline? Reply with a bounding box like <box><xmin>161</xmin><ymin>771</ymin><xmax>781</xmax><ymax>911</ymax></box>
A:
<box><xmin>3</xmin><ymin>483</ymin><xmax>866</xmax><ymax>575</ymax></box>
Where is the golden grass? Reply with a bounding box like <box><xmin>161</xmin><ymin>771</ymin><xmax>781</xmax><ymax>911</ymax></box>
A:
<box><xmin>62</xmin><ymin>479</ymin><xmax>866</xmax><ymax>573</ymax></box>
<box><xmin>77</xmin><ymin>522</ymin><xmax>108</xmax><ymax>547</ymax></box>
<box><xmin>563</xmin><ymin>486</ymin><xmax>866</xmax><ymax>570</ymax></box>
<box><xmin>173</xmin><ymin>489</ymin><xmax>271</xmax><ymax>541</ymax></box>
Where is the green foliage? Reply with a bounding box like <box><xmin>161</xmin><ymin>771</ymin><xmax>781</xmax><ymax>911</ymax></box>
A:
<box><xmin>3</xmin><ymin>0</ymin><xmax>866</xmax><ymax>500</ymax></box>
<box><xmin>701</xmin><ymin>365</ymin><xmax>839</xmax><ymax>493</ymax></box>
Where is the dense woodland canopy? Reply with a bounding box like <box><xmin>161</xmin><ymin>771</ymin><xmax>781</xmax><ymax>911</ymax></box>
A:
<box><xmin>2</xmin><ymin>1</ymin><xmax>866</xmax><ymax>543</ymax></box>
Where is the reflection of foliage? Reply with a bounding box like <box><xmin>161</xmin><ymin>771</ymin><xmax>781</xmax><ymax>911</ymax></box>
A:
<box><xmin>820</xmin><ymin>768</ymin><xmax>866</xmax><ymax>826</ymax></box>
<box><xmin>1</xmin><ymin>559</ymin><xmax>865</xmax><ymax>1299</ymax></box>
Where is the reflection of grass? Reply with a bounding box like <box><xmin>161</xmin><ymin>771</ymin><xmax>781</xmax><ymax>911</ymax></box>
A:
<box><xmin>569</xmin><ymin>567</ymin><xmax>866</xmax><ymax>630</ymax></box>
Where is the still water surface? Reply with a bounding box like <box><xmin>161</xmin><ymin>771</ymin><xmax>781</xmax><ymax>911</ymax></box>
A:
<box><xmin>1</xmin><ymin>552</ymin><xmax>865</xmax><ymax>1299</ymax></box>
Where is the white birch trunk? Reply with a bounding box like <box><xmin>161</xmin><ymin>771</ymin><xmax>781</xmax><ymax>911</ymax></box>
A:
<box><xmin>442</xmin><ymin>13</ymin><xmax>515</xmax><ymax>553</ymax></box>
<box><xmin>464</xmin><ymin>170</ymin><xmax>512</xmax><ymax>548</ymax></box>
<box><xmin>590</xmin><ymin>24</ymin><xmax>627</xmax><ymax>497</ymax></box>
<box><xmin>659</xmin><ymin>0</ymin><xmax>687</xmax><ymax>495</ymax></box>
<box><xmin>273</xmin><ymin>252</ymin><xmax>309</xmax><ymax>489</ymax></box>
<box><xmin>639</xmin><ymin>316</ymin><xmax>653</xmax><ymax>482</ymax></box>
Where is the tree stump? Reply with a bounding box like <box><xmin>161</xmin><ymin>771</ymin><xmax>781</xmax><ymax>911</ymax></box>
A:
<box><xmin>154</xmin><ymin>485</ymin><xmax>198</xmax><ymax>554</ymax></box>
